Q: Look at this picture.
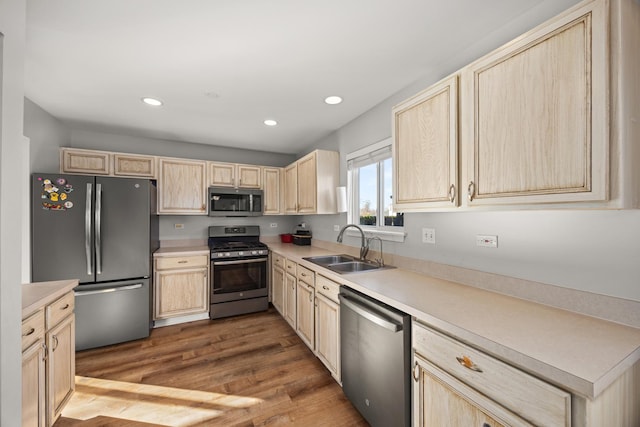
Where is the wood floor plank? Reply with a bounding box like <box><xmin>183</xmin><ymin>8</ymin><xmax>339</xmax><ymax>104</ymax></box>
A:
<box><xmin>55</xmin><ymin>308</ymin><xmax>368</xmax><ymax>426</ymax></box>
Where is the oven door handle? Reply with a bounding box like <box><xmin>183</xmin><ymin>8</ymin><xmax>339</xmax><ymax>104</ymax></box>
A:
<box><xmin>212</xmin><ymin>258</ymin><xmax>268</xmax><ymax>266</ymax></box>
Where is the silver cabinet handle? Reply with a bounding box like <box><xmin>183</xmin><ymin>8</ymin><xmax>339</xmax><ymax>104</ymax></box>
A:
<box><xmin>95</xmin><ymin>183</ymin><xmax>102</xmax><ymax>274</ymax></box>
<box><xmin>413</xmin><ymin>361</ymin><xmax>420</xmax><ymax>382</ymax></box>
<box><xmin>467</xmin><ymin>181</ymin><xmax>475</xmax><ymax>202</ymax></box>
<box><xmin>340</xmin><ymin>295</ymin><xmax>402</xmax><ymax>332</ymax></box>
<box><xmin>85</xmin><ymin>183</ymin><xmax>93</xmax><ymax>275</ymax></box>
<box><xmin>449</xmin><ymin>184</ymin><xmax>456</xmax><ymax>203</ymax></box>
<box><xmin>52</xmin><ymin>335</ymin><xmax>59</xmax><ymax>351</ymax></box>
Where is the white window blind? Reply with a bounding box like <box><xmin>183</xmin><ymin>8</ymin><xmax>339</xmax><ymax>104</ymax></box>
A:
<box><xmin>347</xmin><ymin>145</ymin><xmax>392</xmax><ymax>171</ymax></box>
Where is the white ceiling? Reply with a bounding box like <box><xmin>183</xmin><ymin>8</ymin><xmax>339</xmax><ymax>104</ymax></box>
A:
<box><xmin>25</xmin><ymin>0</ymin><xmax>558</xmax><ymax>155</ymax></box>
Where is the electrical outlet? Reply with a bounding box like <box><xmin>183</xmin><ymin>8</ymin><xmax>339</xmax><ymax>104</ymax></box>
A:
<box><xmin>334</xmin><ymin>225</ymin><xmax>340</xmax><ymax>232</ymax></box>
<box><xmin>422</xmin><ymin>228</ymin><xmax>436</xmax><ymax>244</ymax></box>
<box><xmin>270</xmin><ymin>223</ymin><xmax>278</xmax><ymax>228</ymax></box>
<box><xmin>174</xmin><ymin>224</ymin><xmax>184</xmax><ymax>230</ymax></box>
<box><xmin>476</xmin><ymin>235</ymin><xmax>498</xmax><ymax>248</ymax></box>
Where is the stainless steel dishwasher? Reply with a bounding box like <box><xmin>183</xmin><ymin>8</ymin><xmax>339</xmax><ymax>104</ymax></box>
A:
<box><xmin>340</xmin><ymin>286</ymin><xmax>411</xmax><ymax>427</ymax></box>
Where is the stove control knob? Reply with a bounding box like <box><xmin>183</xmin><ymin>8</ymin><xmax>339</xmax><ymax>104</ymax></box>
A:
<box><xmin>251</xmin><ymin>251</ymin><xmax>257</xmax><ymax>255</ymax></box>
<box><xmin>217</xmin><ymin>253</ymin><xmax>224</xmax><ymax>258</ymax></box>
<box><xmin>238</xmin><ymin>251</ymin><xmax>244</xmax><ymax>256</ymax></box>
<box><xmin>224</xmin><ymin>252</ymin><xmax>231</xmax><ymax>257</ymax></box>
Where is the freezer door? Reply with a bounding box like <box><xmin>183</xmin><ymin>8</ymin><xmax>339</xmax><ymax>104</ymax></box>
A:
<box><xmin>74</xmin><ymin>279</ymin><xmax>151</xmax><ymax>350</ymax></box>
<box><xmin>32</xmin><ymin>174</ymin><xmax>95</xmax><ymax>283</ymax></box>
<box><xmin>96</xmin><ymin>177</ymin><xmax>151</xmax><ymax>282</ymax></box>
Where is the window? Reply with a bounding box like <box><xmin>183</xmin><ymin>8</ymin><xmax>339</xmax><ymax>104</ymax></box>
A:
<box><xmin>347</xmin><ymin>138</ymin><xmax>404</xmax><ymax>240</ymax></box>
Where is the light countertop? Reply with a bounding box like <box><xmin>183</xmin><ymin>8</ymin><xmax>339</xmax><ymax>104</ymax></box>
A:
<box><xmin>22</xmin><ymin>279</ymin><xmax>78</xmax><ymax>318</ymax></box>
<box><xmin>154</xmin><ymin>246</ymin><xmax>209</xmax><ymax>257</ymax></box>
<box><xmin>268</xmin><ymin>242</ymin><xmax>640</xmax><ymax>399</ymax></box>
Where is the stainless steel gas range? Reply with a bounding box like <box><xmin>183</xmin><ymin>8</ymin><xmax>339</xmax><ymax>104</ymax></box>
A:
<box><xmin>208</xmin><ymin>225</ymin><xmax>269</xmax><ymax>319</ymax></box>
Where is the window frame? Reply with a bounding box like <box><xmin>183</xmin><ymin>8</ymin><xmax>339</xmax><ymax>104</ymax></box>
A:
<box><xmin>346</xmin><ymin>138</ymin><xmax>406</xmax><ymax>242</ymax></box>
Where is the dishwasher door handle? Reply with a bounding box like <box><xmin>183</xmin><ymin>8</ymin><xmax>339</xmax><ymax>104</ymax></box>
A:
<box><xmin>341</xmin><ymin>295</ymin><xmax>402</xmax><ymax>332</ymax></box>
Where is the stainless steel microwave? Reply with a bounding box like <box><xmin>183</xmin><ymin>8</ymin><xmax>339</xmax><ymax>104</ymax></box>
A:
<box><xmin>208</xmin><ymin>187</ymin><xmax>263</xmax><ymax>217</ymax></box>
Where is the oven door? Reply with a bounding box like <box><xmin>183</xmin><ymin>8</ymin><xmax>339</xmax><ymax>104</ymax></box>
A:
<box><xmin>211</xmin><ymin>257</ymin><xmax>268</xmax><ymax>303</ymax></box>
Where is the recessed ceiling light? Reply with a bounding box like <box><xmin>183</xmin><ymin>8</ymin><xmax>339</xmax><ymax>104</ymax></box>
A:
<box><xmin>264</xmin><ymin>119</ymin><xmax>278</xmax><ymax>126</ymax></box>
<box><xmin>324</xmin><ymin>96</ymin><xmax>343</xmax><ymax>105</ymax></box>
<box><xmin>141</xmin><ymin>97</ymin><xmax>163</xmax><ymax>107</ymax></box>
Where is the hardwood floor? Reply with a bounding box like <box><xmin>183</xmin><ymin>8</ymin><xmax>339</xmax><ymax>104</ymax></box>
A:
<box><xmin>54</xmin><ymin>307</ymin><xmax>368</xmax><ymax>426</ymax></box>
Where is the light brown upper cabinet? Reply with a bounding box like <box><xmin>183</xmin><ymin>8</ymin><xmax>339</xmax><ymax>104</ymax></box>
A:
<box><xmin>113</xmin><ymin>153</ymin><xmax>156</xmax><ymax>178</ymax></box>
<box><xmin>60</xmin><ymin>148</ymin><xmax>111</xmax><ymax>175</ymax></box>
<box><xmin>461</xmin><ymin>0</ymin><xmax>608</xmax><ymax>206</ymax></box>
<box><xmin>393</xmin><ymin>75</ymin><xmax>459</xmax><ymax>211</ymax></box>
<box><xmin>157</xmin><ymin>158</ymin><xmax>207</xmax><ymax>214</ymax></box>
<box><xmin>393</xmin><ymin>0</ymin><xmax>639</xmax><ymax>210</ymax></box>
<box><xmin>284</xmin><ymin>150</ymin><xmax>339</xmax><ymax>214</ymax></box>
<box><xmin>263</xmin><ymin>167</ymin><xmax>283</xmax><ymax>215</ymax></box>
<box><xmin>208</xmin><ymin>162</ymin><xmax>262</xmax><ymax>189</ymax></box>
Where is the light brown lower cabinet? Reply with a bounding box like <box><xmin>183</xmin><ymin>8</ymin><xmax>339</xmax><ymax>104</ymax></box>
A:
<box><xmin>271</xmin><ymin>264</ymin><xmax>285</xmax><ymax>315</ymax></box>
<box><xmin>153</xmin><ymin>254</ymin><xmax>209</xmax><ymax>320</ymax></box>
<box><xmin>284</xmin><ymin>272</ymin><xmax>297</xmax><ymax>328</ymax></box>
<box><xmin>22</xmin><ymin>291</ymin><xmax>76</xmax><ymax>427</ymax></box>
<box><xmin>47</xmin><ymin>314</ymin><xmax>75</xmax><ymax>426</ymax></box>
<box><xmin>314</xmin><ymin>290</ymin><xmax>340</xmax><ymax>382</ymax></box>
<box><xmin>414</xmin><ymin>355</ymin><xmax>532</xmax><ymax>427</ymax></box>
<box><xmin>295</xmin><ymin>267</ymin><xmax>315</xmax><ymax>349</ymax></box>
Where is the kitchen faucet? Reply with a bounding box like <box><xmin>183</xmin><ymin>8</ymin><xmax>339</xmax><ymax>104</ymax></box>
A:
<box><xmin>336</xmin><ymin>224</ymin><xmax>368</xmax><ymax>260</ymax></box>
<box><xmin>366</xmin><ymin>236</ymin><xmax>384</xmax><ymax>267</ymax></box>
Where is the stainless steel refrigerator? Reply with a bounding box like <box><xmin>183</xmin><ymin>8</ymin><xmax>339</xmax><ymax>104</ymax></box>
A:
<box><xmin>31</xmin><ymin>173</ymin><xmax>159</xmax><ymax>350</ymax></box>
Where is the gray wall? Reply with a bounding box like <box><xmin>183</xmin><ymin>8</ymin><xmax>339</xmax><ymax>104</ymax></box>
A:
<box><xmin>300</xmin><ymin>0</ymin><xmax>640</xmax><ymax>303</ymax></box>
<box><xmin>23</xmin><ymin>100</ymin><xmax>299</xmax><ymax>244</ymax></box>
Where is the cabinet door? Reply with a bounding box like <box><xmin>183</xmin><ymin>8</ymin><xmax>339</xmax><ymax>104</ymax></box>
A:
<box><xmin>393</xmin><ymin>75</ymin><xmax>458</xmax><ymax>210</ymax></box>
<box><xmin>208</xmin><ymin>162</ymin><xmax>235</xmax><ymax>187</ymax></box>
<box><xmin>284</xmin><ymin>273</ymin><xmax>297</xmax><ymax>328</ymax></box>
<box><xmin>271</xmin><ymin>266</ymin><xmax>285</xmax><ymax>315</ymax></box>
<box><xmin>414</xmin><ymin>356</ymin><xmax>532</xmax><ymax>427</ymax></box>
<box><xmin>284</xmin><ymin>163</ymin><xmax>298</xmax><ymax>214</ymax></box>
<box><xmin>60</xmin><ymin>148</ymin><xmax>111</xmax><ymax>175</ymax></box>
<box><xmin>296</xmin><ymin>281</ymin><xmax>315</xmax><ymax>350</ymax></box>
<box><xmin>462</xmin><ymin>0</ymin><xmax>607</xmax><ymax>205</ymax></box>
<box><xmin>296</xmin><ymin>152</ymin><xmax>317</xmax><ymax>213</ymax></box>
<box><xmin>158</xmin><ymin>158</ymin><xmax>207</xmax><ymax>214</ymax></box>
<box><xmin>315</xmin><ymin>292</ymin><xmax>340</xmax><ymax>382</ymax></box>
<box><xmin>263</xmin><ymin>167</ymin><xmax>282</xmax><ymax>215</ymax></box>
<box><xmin>113</xmin><ymin>153</ymin><xmax>156</xmax><ymax>178</ymax></box>
<box><xmin>47</xmin><ymin>314</ymin><xmax>75</xmax><ymax>427</ymax></box>
<box><xmin>237</xmin><ymin>165</ymin><xmax>262</xmax><ymax>188</ymax></box>
<box><xmin>154</xmin><ymin>267</ymin><xmax>209</xmax><ymax>319</ymax></box>
<box><xmin>23</xmin><ymin>340</ymin><xmax>46</xmax><ymax>427</ymax></box>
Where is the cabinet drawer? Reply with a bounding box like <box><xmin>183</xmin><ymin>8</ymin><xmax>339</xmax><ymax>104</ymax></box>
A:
<box><xmin>272</xmin><ymin>253</ymin><xmax>285</xmax><ymax>269</ymax></box>
<box><xmin>413</xmin><ymin>322</ymin><xmax>571</xmax><ymax>426</ymax></box>
<box><xmin>285</xmin><ymin>259</ymin><xmax>297</xmax><ymax>275</ymax></box>
<box><xmin>22</xmin><ymin>309</ymin><xmax>45</xmax><ymax>352</ymax></box>
<box><xmin>297</xmin><ymin>265</ymin><xmax>315</xmax><ymax>284</ymax></box>
<box><xmin>155</xmin><ymin>254</ymin><xmax>208</xmax><ymax>270</ymax></box>
<box><xmin>316</xmin><ymin>275</ymin><xmax>340</xmax><ymax>303</ymax></box>
<box><xmin>46</xmin><ymin>291</ymin><xmax>75</xmax><ymax>330</ymax></box>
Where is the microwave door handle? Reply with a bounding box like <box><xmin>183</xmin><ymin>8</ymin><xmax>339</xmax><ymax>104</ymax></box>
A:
<box><xmin>249</xmin><ymin>194</ymin><xmax>254</xmax><ymax>212</ymax></box>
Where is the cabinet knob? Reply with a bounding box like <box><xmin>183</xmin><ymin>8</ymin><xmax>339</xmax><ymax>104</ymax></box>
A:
<box><xmin>456</xmin><ymin>355</ymin><xmax>483</xmax><ymax>372</ymax></box>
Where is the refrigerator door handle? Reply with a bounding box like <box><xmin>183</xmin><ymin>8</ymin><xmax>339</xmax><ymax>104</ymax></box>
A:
<box><xmin>85</xmin><ymin>183</ymin><xmax>93</xmax><ymax>276</ymax></box>
<box><xmin>95</xmin><ymin>183</ymin><xmax>102</xmax><ymax>275</ymax></box>
<box><xmin>75</xmin><ymin>283</ymin><xmax>143</xmax><ymax>297</ymax></box>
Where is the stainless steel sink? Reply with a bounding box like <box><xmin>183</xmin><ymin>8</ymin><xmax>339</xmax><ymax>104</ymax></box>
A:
<box><xmin>303</xmin><ymin>254</ymin><xmax>356</xmax><ymax>266</ymax></box>
<box><xmin>303</xmin><ymin>255</ymin><xmax>393</xmax><ymax>274</ymax></box>
<box><xmin>325</xmin><ymin>261</ymin><xmax>382</xmax><ymax>273</ymax></box>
